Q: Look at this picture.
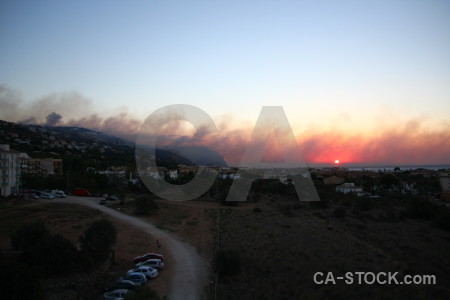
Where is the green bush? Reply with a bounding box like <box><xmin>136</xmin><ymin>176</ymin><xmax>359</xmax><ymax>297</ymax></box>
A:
<box><xmin>11</xmin><ymin>223</ymin><xmax>82</xmax><ymax>275</ymax></box>
<box><xmin>333</xmin><ymin>206</ymin><xmax>346</xmax><ymax>218</ymax></box>
<box><xmin>216</xmin><ymin>249</ymin><xmax>241</xmax><ymax>276</ymax></box>
<box><xmin>253</xmin><ymin>207</ymin><xmax>262</xmax><ymax>213</ymax></box>
<box><xmin>126</xmin><ymin>286</ymin><xmax>161</xmax><ymax>300</ymax></box>
<box><xmin>20</xmin><ymin>234</ymin><xmax>80</xmax><ymax>275</ymax></box>
<box><xmin>354</xmin><ymin>197</ymin><xmax>373</xmax><ymax>211</ymax></box>
<box><xmin>79</xmin><ymin>219</ymin><xmax>117</xmax><ymax>262</ymax></box>
<box><xmin>432</xmin><ymin>208</ymin><xmax>450</xmax><ymax>231</ymax></box>
<box><xmin>134</xmin><ymin>194</ymin><xmax>159</xmax><ymax>215</ymax></box>
<box><xmin>10</xmin><ymin>222</ymin><xmax>50</xmax><ymax>251</ymax></box>
<box><xmin>404</xmin><ymin>197</ymin><xmax>436</xmax><ymax>219</ymax></box>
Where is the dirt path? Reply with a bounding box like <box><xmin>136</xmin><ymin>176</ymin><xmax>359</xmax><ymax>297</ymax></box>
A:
<box><xmin>54</xmin><ymin>196</ymin><xmax>210</xmax><ymax>300</ymax></box>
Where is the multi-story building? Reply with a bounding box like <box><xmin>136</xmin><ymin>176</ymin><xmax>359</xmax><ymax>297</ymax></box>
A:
<box><xmin>440</xmin><ymin>172</ymin><xmax>450</xmax><ymax>201</ymax></box>
<box><xmin>23</xmin><ymin>158</ymin><xmax>63</xmax><ymax>176</ymax></box>
<box><xmin>0</xmin><ymin>144</ymin><xmax>22</xmax><ymax>197</ymax></box>
<box><xmin>336</xmin><ymin>182</ymin><xmax>363</xmax><ymax>194</ymax></box>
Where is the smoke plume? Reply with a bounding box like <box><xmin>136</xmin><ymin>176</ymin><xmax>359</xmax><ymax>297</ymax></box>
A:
<box><xmin>1</xmin><ymin>84</ymin><xmax>449</xmax><ymax>166</ymax></box>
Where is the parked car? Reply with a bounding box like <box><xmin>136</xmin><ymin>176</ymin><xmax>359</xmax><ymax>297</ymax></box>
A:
<box><xmin>118</xmin><ymin>272</ymin><xmax>147</xmax><ymax>285</ymax></box>
<box><xmin>99</xmin><ymin>199</ymin><xmax>106</xmax><ymax>205</ymax></box>
<box><xmin>104</xmin><ymin>289</ymin><xmax>129</xmax><ymax>300</ymax></box>
<box><xmin>30</xmin><ymin>193</ymin><xmax>41</xmax><ymax>199</ymax></box>
<box><xmin>72</xmin><ymin>188</ymin><xmax>91</xmax><ymax>197</ymax></box>
<box><xmin>23</xmin><ymin>190</ymin><xmax>40</xmax><ymax>199</ymax></box>
<box><xmin>50</xmin><ymin>190</ymin><xmax>66</xmax><ymax>198</ymax></box>
<box><xmin>132</xmin><ymin>253</ymin><xmax>164</xmax><ymax>263</ymax></box>
<box><xmin>40</xmin><ymin>192</ymin><xmax>55</xmax><ymax>199</ymax></box>
<box><xmin>127</xmin><ymin>266</ymin><xmax>158</xmax><ymax>279</ymax></box>
<box><xmin>104</xmin><ymin>280</ymin><xmax>139</xmax><ymax>292</ymax></box>
<box><xmin>106</xmin><ymin>195</ymin><xmax>118</xmax><ymax>201</ymax></box>
<box><xmin>136</xmin><ymin>258</ymin><xmax>164</xmax><ymax>269</ymax></box>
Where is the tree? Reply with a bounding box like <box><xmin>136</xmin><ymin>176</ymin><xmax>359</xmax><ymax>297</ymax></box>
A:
<box><xmin>79</xmin><ymin>219</ymin><xmax>117</xmax><ymax>261</ymax></box>
<box><xmin>10</xmin><ymin>222</ymin><xmax>50</xmax><ymax>251</ymax></box>
<box><xmin>20</xmin><ymin>234</ymin><xmax>80</xmax><ymax>275</ymax></box>
<box><xmin>380</xmin><ymin>174</ymin><xmax>399</xmax><ymax>189</ymax></box>
<box><xmin>134</xmin><ymin>194</ymin><xmax>159</xmax><ymax>215</ymax></box>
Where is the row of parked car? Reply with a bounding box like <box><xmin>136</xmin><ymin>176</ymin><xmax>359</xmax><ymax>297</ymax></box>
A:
<box><xmin>23</xmin><ymin>189</ymin><xmax>66</xmax><ymax>199</ymax></box>
<box><xmin>99</xmin><ymin>194</ymin><xmax>120</xmax><ymax>205</ymax></box>
<box><xmin>103</xmin><ymin>253</ymin><xmax>164</xmax><ymax>300</ymax></box>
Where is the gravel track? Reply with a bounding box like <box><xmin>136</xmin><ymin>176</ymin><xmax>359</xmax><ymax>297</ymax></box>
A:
<box><xmin>54</xmin><ymin>196</ymin><xmax>209</xmax><ymax>300</ymax></box>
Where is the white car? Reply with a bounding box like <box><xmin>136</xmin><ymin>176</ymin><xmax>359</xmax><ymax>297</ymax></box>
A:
<box><xmin>104</xmin><ymin>289</ymin><xmax>129</xmax><ymax>300</ymax></box>
<box><xmin>118</xmin><ymin>272</ymin><xmax>147</xmax><ymax>285</ymax></box>
<box><xmin>136</xmin><ymin>258</ymin><xmax>164</xmax><ymax>269</ymax></box>
<box><xmin>50</xmin><ymin>190</ymin><xmax>66</xmax><ymax>198</ymax></box>
<box><xmin>40</xmin><ymin>192</ymin><xmax>55</xmax><ymax>199</ymax></box>
<box><xmin>127</xmin><ymin>266</ymin><xmax>158</xmax><ymax>279</ymax></box>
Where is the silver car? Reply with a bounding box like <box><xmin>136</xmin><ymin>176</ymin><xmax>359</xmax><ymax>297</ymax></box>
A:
<box><xmin>136</xmin><ymin>258</ymin><xmax>164</xmax><ymax>269</ymax></box>
<box><xmin>118</xmin><ymin>272</ymin><xmax>147</xmax><ymax>285</ymax></box>
<box><xmin>127</xmin><ymin>266</ymin><xmax>158</xmax><ymax>279</ymax></box>
<box><xmin>104</xmin><ymin>289</ymin><xmax>129</xmax><ymax>300</ymax></box>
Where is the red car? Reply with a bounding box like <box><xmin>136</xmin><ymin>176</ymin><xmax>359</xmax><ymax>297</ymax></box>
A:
<box><xmin>72</xmin><ymin>188</ymin><xmax>91</xmax><ymax>197</ymax></box>
<box><xmin>132</xmin><ymin>253</ymin><xmax>164</xmax><ymax>264</ymax></box>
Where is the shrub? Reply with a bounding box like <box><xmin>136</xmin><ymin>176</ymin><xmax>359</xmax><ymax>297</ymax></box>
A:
<box><xmin>216</xmin><ymin>249</ymin><xmax>241</xmax><ymax>276</ymax></box>
<box><xmin>309</xmin><ymin>197</ymin><xmax>329</xmax><ymax>209</ymax></box>
<box><xmin>404</xmin><ymin>197</ymin><xmax>436</xmax><ymax>219</ymax></box>
<box><xmin>20</xmin><ymin>234</ymin><xmax>80</xmax><ymax>275</ymax></box>
<box><xmin>432</xmin><ymin>209</ymin><xmax>450</xmax><ymax>231</ymax></box>
<box><xmin>11</xmin><ymin>223</ymin><xmax>82</xmax><ymax>275</ymax></box>
<box><xmin>333</xmin><ymin>206</ymin><xmax>346</xmax><ymax>218</ymax></box>
<box><xmin>10</xmin><ymin>222</ymin><xmax>50</xmax><ymax>251</ymax></box>
<box><xmin>79</xmin><ymin>219</ymin><xmax>117</xmax><ymax>262</ymax></box>
<box><xmin>354</xmin><ymin>197</ymin><xmax>373</xmax><ymax>211</ymax></box>
<box><xmin>253</xmin><ymin>207</ymin><xmax>262</xmax><ymax>213</ymax></box>
<box><xmin>126</xmin><ymin>286</ymin><xmax>161</xmax><ymax>300</ymax></box>
<box><xmin>134</xmin><ymin>194</ymin><xmax>159</xmax><ymax>215</ymax></box>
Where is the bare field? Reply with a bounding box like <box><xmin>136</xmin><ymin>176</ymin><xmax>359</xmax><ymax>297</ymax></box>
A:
<box><xmin>109</xmin><ymin>197</ymin><xmax>217</xmax><ymax>264</ymax></box>
<box><xmin>215</xmin><ymin>196</ymin><xmax>450</xmax><ymax>300</ymax></box>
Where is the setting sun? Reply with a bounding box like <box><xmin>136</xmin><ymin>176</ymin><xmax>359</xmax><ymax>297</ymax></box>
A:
<box><xmin>334</xmin><ymin>159</ymin><xmax>340</xmax><ymax>164</ymax></box>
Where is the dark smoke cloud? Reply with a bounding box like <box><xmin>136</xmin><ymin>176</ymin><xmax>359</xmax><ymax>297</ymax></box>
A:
<box><xmin>1</xmin><ymin>84</ymin><xmax>449</xmax><ymax>166</ymax></box>
<box><xmin>18</xmin><ymin>117</ymin><xmax>37</xmax><ymax>124</ymax></box>
<box><xmin>45</xmin><ymin>112</ymin><xmax>62</xmax><ymax>126</ymax></box>
<box><xmin>0</xmin><ymin>85</ymin><xmax>93</xmax><ymax>123</ymax></box>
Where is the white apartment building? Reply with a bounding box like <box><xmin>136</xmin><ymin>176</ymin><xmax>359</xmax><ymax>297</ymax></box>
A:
<box><xmin>0</xmin><ymin>144</ymin><xmax>22</xmax><ymax>197</ymax></box>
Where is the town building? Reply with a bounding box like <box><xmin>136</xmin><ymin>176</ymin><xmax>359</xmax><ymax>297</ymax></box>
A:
<box><xmin>0</xmin><ymin>144</ymin><xmax>22</xmax><ymax>197</ymax></box>
<box><xmin>324</xmin><ymin>176</ymin><xmax>345</xmax><ymax>185</ymax></box>
<box><xmin>439</xmin><ymin>172</ymin><xmax>450</xmax><ymax>201</ymax></box>
<box><xmin>23</xmin><ymin>158</ymin><xmax>63</xmax><ymax>176</ymax></box>
<box><xmin>336</xmin><ymin>182</ymin><xmax>363</xmax><ymax>194</ymax></box>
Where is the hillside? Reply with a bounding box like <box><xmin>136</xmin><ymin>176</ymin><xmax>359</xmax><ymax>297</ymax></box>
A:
<box><xmin>0</xmin><ymin>120</ymin><xmax>193</xmax><ymax>169</ymax></box>
<box><xmin>166</xmin><ymin>145</ymin><xmax>228</xmax><ymax>167</ymax></box>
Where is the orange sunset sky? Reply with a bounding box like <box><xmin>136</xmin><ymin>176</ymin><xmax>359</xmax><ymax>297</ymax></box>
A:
<box><xmin>1</xmin><ymin>1</ymin><xmax>449</xmax><ymax>166</ymax></box>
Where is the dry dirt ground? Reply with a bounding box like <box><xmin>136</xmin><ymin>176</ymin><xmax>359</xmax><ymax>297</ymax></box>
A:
<box><xmin>57</xmin><ymin>196</ymin><xmax>210</xmax><ymax>300</ymax></box>
<box><xmin>0</xmin><ymin>196</ymin><xmax>215</xmax><ymax>299</ymax></box>
<box><xmin>215</xmin><ymin>196</ymin><xmax>450</xmax><ymax>300</ymax></box>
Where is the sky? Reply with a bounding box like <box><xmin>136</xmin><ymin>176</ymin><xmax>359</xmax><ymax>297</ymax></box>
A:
<box><xmin>1</xmin><ymin>0</ymin><xmax>449</xmax><ymax>166</ymax></box>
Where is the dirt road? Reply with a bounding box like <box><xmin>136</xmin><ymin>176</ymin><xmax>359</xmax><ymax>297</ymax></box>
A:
<box><xmin>54</xmin><ymin>196</ymin><xmax>209</xmax><ymax>300</ymax></box>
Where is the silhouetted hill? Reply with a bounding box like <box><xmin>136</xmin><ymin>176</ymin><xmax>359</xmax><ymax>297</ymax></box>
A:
<box><xmin>166</xmin><ymin>145</ymin><xmax>228</xmax><ymax>167</ymax></box>
<box><xmin>0</xmin><ymin>120</ymin><xmax>192</xmax><ymax>168</ymax></box>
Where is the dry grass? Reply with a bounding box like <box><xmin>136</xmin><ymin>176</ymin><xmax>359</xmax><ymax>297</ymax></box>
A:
<box><xmin>215</xmin><ymin>196</ymin><xmax>450</xmax><ymax>300</ymax></box>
